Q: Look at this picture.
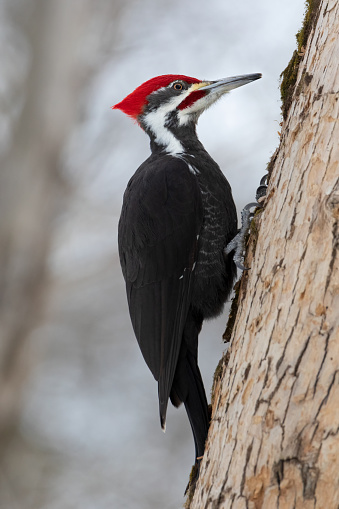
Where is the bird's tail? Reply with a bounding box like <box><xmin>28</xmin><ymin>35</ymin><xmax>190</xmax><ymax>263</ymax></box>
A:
<box><xmin>183</xmin><ymin>352</ymin><xmax>210</xmax><ymax>459</ymax></box>
<box><xmin>170</xmin><ymin>311</ymin><xmax>210</xmax><ymax>460</ymax></box>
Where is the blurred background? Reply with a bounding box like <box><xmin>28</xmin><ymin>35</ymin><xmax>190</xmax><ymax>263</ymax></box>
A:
<box><xmin>0</xmin><ymin>0</ymin><xmax>304</xmax><ymax>507</ymax></box>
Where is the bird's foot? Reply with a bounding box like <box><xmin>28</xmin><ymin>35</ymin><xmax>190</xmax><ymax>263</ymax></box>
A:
<box><xmin>256</xmin><ymin>173</ymin><xmax>268</xmax><ymax>204</ymax></box>
<box><xmin>225</xmin><ymin>174</ymin><xmax>268</xmax><ymax>270</ymax></box>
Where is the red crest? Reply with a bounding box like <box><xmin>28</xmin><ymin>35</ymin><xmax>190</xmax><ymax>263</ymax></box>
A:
<box><xmin>112</xmin><ymin>74</ymin><xmax>200</xmax><ymax>118</ymax></box>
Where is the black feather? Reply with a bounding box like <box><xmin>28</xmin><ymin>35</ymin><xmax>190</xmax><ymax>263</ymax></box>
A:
<box><xmin>119</xmin><ymin>135</ymin><xmax>237</xmax><ymax>461</ymax></box>
<box><xmin>119</xmin><ymin>155</ymin><xmax>203</xmax><ymax>427</ymax></box>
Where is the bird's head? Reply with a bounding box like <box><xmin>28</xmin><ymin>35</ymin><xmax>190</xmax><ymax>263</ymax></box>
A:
<box><xmin>113</xmin><ymin>73</ymin><xmax>261</xmax><ymax>154</ymax></box>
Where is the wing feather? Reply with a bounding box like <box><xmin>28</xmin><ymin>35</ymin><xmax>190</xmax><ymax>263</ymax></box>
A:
<box><xmin>119</xmin><ymin>155</ymin><xmax>203</xmax><ymax>425</ymax></box>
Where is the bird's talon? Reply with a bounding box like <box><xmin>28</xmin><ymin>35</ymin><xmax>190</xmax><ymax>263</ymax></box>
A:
<box><xmin>256</xmin><ymin>174</ymin><xmax>268</xmax><ymax>203</ymax></box>
<box><xmin>260</xmin><ymin>174</ymin><xmax>268</xmax><ymax>186</ymax></box>
<box><xmin>243</xmin><ymin>202</ymin><xmax>259</xmax><ymax>211</ymax></box>
<box><xmin>236</xmin><ymin>262</ymin><xmax>250</xmax><ymax>271</ymax></box>
<box><xmin>256</xmin><ymin>185</ymin><xmax>267</xmax><ymax>203</ymax></box>
<box><xmin>227</xmin><ymin>174</ymin><xmax>269</xmax><ymax>270</ymax></box>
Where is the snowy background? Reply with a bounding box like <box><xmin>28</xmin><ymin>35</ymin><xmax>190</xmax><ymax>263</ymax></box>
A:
<box><xmin>0</xmin><ymin>0</ymin><xmax>305</xmax><ymax>508</ymax></box>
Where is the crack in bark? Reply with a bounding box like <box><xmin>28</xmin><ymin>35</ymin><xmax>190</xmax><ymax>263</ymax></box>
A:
<box><xmin>240</xmin><ymin>439</ymin><xmax>254</xmax><ymax>496</ymax></box>
<box><xmin>302</xmin><ymin>464</ymin><xmax>320</xmax><ymax>500</ymax></box>
<box><xmin>293</xmin><ymin>332</ymin><xmax>312</xmax><ymax>376</ymax></box>
<box><xmin>314</xmin><ymin>369</ymin><xmax>339</xmax><ymax>421</ymax></box>
<box><xmin>313</xmin><ymin>328</ymin><xmax>331</xmax><ymax>396</ymax></box>
<box><xmin>267</xmin><ymin>365</ymin><xmax>291</xmax><ymax>404</ymax></box>
<box><xmin>275</xmin><ymin>456</ymin><xmax>320</xmax><ymax>503</ymax></box>
<box><xmin>254</xmin><ymin>356</ymin><xmax>272</xmax><ymax>413</ymax></box>
<box><xmin>324</xmin><ymin>424</ymin><xmax>339</xmax><ymax>440</ymax></box>
<box><xmin>275</xmin><ymin>309</ymin><xmax>301</xmax><ymax>373</ymax></box>
<box><xmin>228</xmin><ymin>493</ymin><xmax>236</xmax><ymax>509</ymax></box>
<box><xmin>255</xmin><ymin>364</ymin><xmax>291</xmax><ymax>418</ymax></box>
<box><xmin>209</xmin><ymin>436</ymin><xmax>238</xmax><ymax>507</ymax></box>
<box><xmin>325</xmin><ymin>219</ymin><xmax>338</xmax><ymax>294</ymax></box>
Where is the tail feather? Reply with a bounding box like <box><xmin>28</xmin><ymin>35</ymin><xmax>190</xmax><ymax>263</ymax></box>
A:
<box><xmin>183</xmin><ymin>352</ymin><xmax>209</xmax><ymax>459</ymax></box>
<box><xmin>158</xmin><ymin>309</ymin><xmax>210</xmax><ymax>459</ymax></box>
<box><xmin>169</xmin><ymin>310</ymin><xmax>210</xmax><ymax>460</ymax></box>
<box><xmin>159</xmin><ymin>400</ymin><xmax>167</xmax><ymax>431</ymax></box>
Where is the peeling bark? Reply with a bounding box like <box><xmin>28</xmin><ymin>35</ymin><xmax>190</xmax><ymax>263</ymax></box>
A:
<box><xmin>189</xmin><ymin>1</ymin><xmax>339</xmax><ymax>507</ymax></box>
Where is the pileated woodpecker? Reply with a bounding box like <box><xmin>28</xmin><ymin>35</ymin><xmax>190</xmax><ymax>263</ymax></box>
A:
<box><xmin>113</xmin><ymin>73</ymin><xmax>261</xmax><ymax>464</ymax></box>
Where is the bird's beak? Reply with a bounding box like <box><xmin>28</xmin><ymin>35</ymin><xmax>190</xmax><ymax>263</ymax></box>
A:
<box><xmin>198</xmin><ymin>73</ymin><xmax>262</xmax><ymax>94</ymax></box>
<box><xmin>177</xmin><ymin>73</ymin><xmax>262</xmax><ymax>119</ymax></box>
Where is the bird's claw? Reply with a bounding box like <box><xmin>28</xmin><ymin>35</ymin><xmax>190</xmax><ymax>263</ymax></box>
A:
<box><xmin>256</xmin><ymin>174</ymin><xmax>268</xmax><ymax>204</ymax></box>
<box><xmin>225</xmin><ymin>174</ymin><xmax>268</xmax><ymax>270</ymax></box>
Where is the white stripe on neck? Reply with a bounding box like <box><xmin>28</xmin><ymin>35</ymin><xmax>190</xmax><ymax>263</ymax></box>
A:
<box><xmin>143</xmin><ymin>96</ymin><xmax>184</xmax><ymax>156</ymax></box>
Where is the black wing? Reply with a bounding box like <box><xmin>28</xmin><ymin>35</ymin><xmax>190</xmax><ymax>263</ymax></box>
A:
<box><xmin>118</xmin><ymin>155</ymin><xmax>203</xmax><ymax>427</ymax></box>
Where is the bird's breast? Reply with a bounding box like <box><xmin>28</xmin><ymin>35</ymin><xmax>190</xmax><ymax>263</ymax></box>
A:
<box><xmin>186</xmin><ymin>159</ymin><xmax>238</xmax><ymax>317</ymax></box>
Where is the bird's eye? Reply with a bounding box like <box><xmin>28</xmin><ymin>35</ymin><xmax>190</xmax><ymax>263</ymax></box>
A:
<box><xmin>173</xmin><ymin>82</ymin><xmax>183</xmax><ymax>91</ymax></box>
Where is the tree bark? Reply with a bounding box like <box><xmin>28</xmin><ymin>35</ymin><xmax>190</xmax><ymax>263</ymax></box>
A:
<box><xmin>189</xmin><ymin>1</ymin><xmax>339</xmax><ymax>507</ymax></box>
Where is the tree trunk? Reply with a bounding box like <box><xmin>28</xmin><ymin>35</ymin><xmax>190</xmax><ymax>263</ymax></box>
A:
<box><xmin>189</xmin><ymin>1</ymin><xmax>339</xmax><ymax>507</ymax></box>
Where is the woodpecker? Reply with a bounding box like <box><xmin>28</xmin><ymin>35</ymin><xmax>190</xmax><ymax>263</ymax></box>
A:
<box><xmin>113</xmin><ymin>73</ymin><xmax>261</xmax><ymax>464</ymax></box>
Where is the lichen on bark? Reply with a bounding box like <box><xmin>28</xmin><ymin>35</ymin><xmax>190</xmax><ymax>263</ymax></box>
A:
<box><xmin>280</xmin><ymin>0</ymin><xmax>322</xmax><ymax>119</ymax></box>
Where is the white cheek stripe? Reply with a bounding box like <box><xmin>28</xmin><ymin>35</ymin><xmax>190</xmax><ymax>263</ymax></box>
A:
<box><xmin>143</xmin><ymin>83</ymin><xmax>224</xmax><ymax>154</ymax></box>
<box><xmin>143</xmin><ymin>93</ymin><xmax>190</xmax><ymax>156</ymax></box>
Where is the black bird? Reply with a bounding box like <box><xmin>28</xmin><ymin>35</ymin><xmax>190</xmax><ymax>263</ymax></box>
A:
<box><xmin>113</xmin><ymin>73</ymin><xmax>261</xmax><ymax>463</ymax></box>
